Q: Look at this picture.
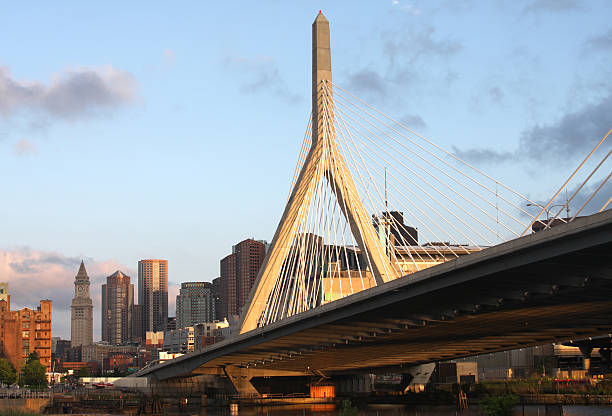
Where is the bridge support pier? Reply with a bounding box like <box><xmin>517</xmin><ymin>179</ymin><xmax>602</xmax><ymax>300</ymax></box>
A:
<box><xmin>600</xmin><ymin>348</ymin><xmax>612</xmax><ymax>372</ymax></box>
<box><xmin>579</xmin><ymin>346</ymin><xmax>593</xmax><ymax>373</ymax></box>
<box><xmin>223</xmin><ymin>367</ymin><xmax>259</xmax><ymax>397</ymax></box>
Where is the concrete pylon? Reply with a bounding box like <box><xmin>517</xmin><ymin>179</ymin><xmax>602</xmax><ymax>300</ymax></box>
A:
<box><xmin>239</xmin><ymin>12</ymin><xmax>397</xmax><ymax>334</ymax></box>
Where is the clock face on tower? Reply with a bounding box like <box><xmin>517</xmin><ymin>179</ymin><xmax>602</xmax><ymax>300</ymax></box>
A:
<box><xmin>78</xmin><ymin>286</ymin><xmax>84</xmax><ymax>294</ymax></box>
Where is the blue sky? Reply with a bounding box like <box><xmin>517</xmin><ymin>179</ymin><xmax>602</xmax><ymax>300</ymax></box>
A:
<box><xmin>1</xmin><ymin>1</ymin><xmax>610</xmax><ymax>338</ymax></box>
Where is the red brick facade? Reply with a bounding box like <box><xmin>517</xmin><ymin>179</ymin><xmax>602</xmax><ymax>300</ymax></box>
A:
<box><xmin>0</xmin><ymin>296</ymin><xmax>52</xmax><ymax>372</ymax></box>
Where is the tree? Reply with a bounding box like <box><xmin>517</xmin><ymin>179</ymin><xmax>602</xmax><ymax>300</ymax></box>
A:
<box><xmin>0</xmin><ymin>358</ymin><xmax>17</xmax><ymax>385</ymax></box>
<box><xmin>19</xmin><ymin>352</ymin><xmax>47</xmax><ymax>389</ymax></box>
<box><xmin>76</xmin><ymin>366</ymin><xmax>90</xmax><ymax>378</ymax></box>
<box><xmin>482</xmin><ymin>394</ymin><xmax>519</xmax><ymax>416</ymax></box>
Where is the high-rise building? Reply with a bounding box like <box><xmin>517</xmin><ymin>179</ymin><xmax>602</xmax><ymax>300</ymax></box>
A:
<box><xmin>138</xmin><ymin>259</ymin><xmax>168</xmax><ymax>333</ymax></box>
<box><xmin>0</xmin><ymin>289</ymin><xmax>52</xmax><ymax>372</ymax></box>
<box><xmin>131</xmin><ymin>304</ymin><xmax>144</xmax><ymax>344</ymax></box>
<box><xmin>71</xmin><ymin>261</ymin><xmax>93</xmax><ymax>347</ymax></box>
<box><xmin>212</xmin><ymin>277</ymin><xmax>221</xmax><ymax>321</ymax></box>
<box><xmin>167</xmin><ymin>316</ymin><xmax>177</xmax><ymax>331</ymax></box>
<box><xmin>218</xmin><ymin>239</ymin><xmax>266</xmax><ymax>319</ymax></box>
<box><xmin>101</xmin><ymin>270</ymin><xmax>134</xmax><ymax>345</ymax></box>
<box><xmin>176</xmin><ymin>282</ymin><xmax>215</xmax><ymax>329</ymax></box>
<box><xmin>235</xmin><ymin>240</ymin><xmax>267</xmax><ymax>311</ymax></box>
<box><xmin>219</xmin><ymin>253</ymin><xmax>237</xmax><ymax>318</ymax></box>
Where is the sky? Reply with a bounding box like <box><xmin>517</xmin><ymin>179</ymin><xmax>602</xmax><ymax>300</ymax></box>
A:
<box><xmin>1</xmin><ymin>1</ymin><xmax>611</xmax><ymax>340</ymax></box>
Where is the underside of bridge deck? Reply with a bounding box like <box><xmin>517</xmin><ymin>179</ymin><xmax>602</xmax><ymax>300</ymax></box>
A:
<box><xmin>138</xmin><ymin>211</ymin><xmax>612</xmax><ymax>383</ymax></box>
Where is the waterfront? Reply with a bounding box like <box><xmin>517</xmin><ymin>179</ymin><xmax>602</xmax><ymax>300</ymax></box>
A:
<box><xmin>189</xmin><ymin>403</ymin><xmax>612</xmax><ymax>415</ymax></box>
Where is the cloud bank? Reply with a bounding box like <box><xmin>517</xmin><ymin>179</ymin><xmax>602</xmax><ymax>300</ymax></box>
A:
<box><xmin>0</xmin><ymin>65</ymin><xmax>137</xmax><ymax>120</ymax></box>
<box><xmin>453</xmin><ymin>91</ymin><xmax>612</xmax><ymax>165</ymax></box>
<box><xmin>0</xmin><ymin>248</ymin><xmax>133</xmax><ymax>340</ymax></box>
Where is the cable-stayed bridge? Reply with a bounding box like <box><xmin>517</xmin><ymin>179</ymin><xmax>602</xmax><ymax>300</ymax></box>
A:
<box><xmin>132</xmin><ymin>12</ymin><xmax>612</xmax><ymax>395</ymax></box>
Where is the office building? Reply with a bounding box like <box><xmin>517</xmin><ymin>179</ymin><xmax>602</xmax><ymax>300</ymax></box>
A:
<box><xmin>163</xmin><ymin>327</ymin><xmax>195</xmax><ymax>354</ymax></box>
<box><xmin>131</xmin><ymin>304</ymin><xmax>144</xmax><ymax>344</ymax></box>
<box><xmin>194</xmin><ymin>319</ymin><xmax>229</xmax><ymax>350</ymax></box>
<box><xmin>0</xmin><ymin>288</ymin><xmax>52</xmax><ymax>372</ymax></box>
<box><xmin>218</xmin><ymin>239</ymin><xmax>266</xmax><ymax>319</ymax></box>
<box><xmin>235</xmin><ymin>239</ymin><xmax>267</xmax><ymax>312</ymax></box>
<box><xmin>138</xmin><ymin>259</ymin><xmax>168</xmax><ymax>333</ymax></box>
<box><xmin>212</xmin><ymin>277</ymin><xmax>221</xmax><ymax>320</ymax></box>
<box><xmin>71</xmin><ymin>261</ymin><xmax>93</xmax><ymax>347</ymax></box>
<box><xmin>372</xmin><ymin>211</ymin><xmax>418</xmax><ymax>247</ymax></box>
<box><xmin>101</xmin><ymin>270</ymin><xmax>134</xmax><ymax>345</ymax></box>
<box><xmin>176</xmin><ymin>282</ymin><xmax>215</xmax><ymax>329</ymax></box>
<box><xmin>167</xmin><ymin>317</ymin><xmax>177</xmax><ymax>331</ymax></box>
<box><xmin>219</xmin><ymin>253</ymin><xmax>237</xmax><ymax>318</ymax></box>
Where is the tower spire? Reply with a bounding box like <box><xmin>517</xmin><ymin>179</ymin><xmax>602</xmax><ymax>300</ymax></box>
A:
<box><xmin>76</xmin><ymin>260</ymin><xmax>89</xmax><ymax>281</ymax></box>
<box><xmin>312</xmin><ymin>10</ymin><xmax>331</xmax><ymax>146</ymax></box>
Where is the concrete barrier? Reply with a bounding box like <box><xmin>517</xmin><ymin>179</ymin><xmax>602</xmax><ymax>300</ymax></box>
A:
<box><xmin>0</xmin><ymin>397</ymin><xmax>51</xmax><ymax>413</ymax></box>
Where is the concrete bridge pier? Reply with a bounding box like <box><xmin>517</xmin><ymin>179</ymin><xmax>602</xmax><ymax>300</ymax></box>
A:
<box><xmin>334</xmin><ymin>374</ymin><xmax>374</xmax><ymax>395</ymax></box>
<box><xmin>600</xmin><ymin>348</ymin><xmax>612</xmax><ymax>372</ymax></box>
<box><xmin>223</xmin><ymin>366</ymin><xmax>259</xmax><ymax>396</ymax></box>
<box><xmin>579</xmin><ymin>346</ymin><xmax>594</xmax><ymax>372</ymax></box>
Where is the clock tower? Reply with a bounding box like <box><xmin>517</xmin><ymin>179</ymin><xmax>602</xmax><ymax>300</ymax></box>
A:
<box><xmin>71</xmin><ymin>260</ymin><xmax>93</xmax><ymax>347</ymax></box>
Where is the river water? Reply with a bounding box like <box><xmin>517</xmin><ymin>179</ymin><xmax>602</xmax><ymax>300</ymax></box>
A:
<box><xmin>194</xmin><ymin>403</ymin><xmax>612</xmax><ymax>415</ymax></box>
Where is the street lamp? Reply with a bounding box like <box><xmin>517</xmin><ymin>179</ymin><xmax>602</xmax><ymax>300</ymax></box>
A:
<box><xmin>526</xmin><ymin>203</ymin><xmax>570</xmax><ymax>221</ymax></box>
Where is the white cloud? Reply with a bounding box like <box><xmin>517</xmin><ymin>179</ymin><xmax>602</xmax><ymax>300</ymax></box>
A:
<box><xmin>0</xmin><ymin>65</ymin><xmax>138</xmax><ymax>120</ymax></box>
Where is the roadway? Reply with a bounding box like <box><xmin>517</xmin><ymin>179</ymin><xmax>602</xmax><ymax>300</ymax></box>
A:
<box><xmin>137</xmin><ymin>209</ymin><xmax>612</xmax><ymax>381</ymax></box>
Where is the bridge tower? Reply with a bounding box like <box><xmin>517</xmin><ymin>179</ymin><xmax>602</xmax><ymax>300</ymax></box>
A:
<box><xmin>239</xmin><ymin>12</ymin><xmax>397</xmax><ymax>334</ymax></box>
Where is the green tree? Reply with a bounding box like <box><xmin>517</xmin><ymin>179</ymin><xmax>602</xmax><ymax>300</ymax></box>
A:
<box><xmin>339</xmin><ymin>399</ymin><xmax>358</xmax><ymax>416</ymax></box>
<box><xmin>482</xmin><ymin>394</ymin><xmax>519</xmax><ymax>416</ymax></box>
<box><xmin>19</xmin><ymin>352</ymin><xmax>47</xmax><ymax>389</ymax></box>
<box><xmin>0</xmin><ymin>358</ymin><xmax>17</xmax><ymax>385</ymax></box>
<box><xmin>76</xmin><ymin>366</ymin><xmax>90</xmax><ymax>378</ymax></box>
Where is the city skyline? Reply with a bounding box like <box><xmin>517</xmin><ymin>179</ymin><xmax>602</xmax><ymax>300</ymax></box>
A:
<box><xmin>1</xmin><ymin>2</ymin><xmax>611</xmax><ymax>340</ymax></box>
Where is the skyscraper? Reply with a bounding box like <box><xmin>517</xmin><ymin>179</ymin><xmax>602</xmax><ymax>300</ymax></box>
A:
<box><xmin>131</xmin><ymin>304</ymin><xmax>144</xmax><ymax>344</ymax></box>
<box><xmin>218</xmin><ymin>239</ymin><xmax>266</xmax><ymax>319</ymax></box>
<box><xmin>235</xmin><ymin>240</ymin><xmax>267</xmax><ymax>311</ymax></box>
<box><xmin>138</xmin><ymin>259</ymin><xmax>168</xmax><ymax>333</ymax></box>
<box><xmin>71</xmin><ymin>261</ymin><xmax>93</xmax><ymax>347</ymax></box>
<box><xmin>212</xmin><ymin>277</ymin><xmax>221</xmax><ymax>321</ymax></box>
<box><xmin>219</xmin><ymin>253</ymin><xmax>236</xmax><ymax>318</ymax></box>
<box><xmin>176</xmin><ymin>282</ymin><xmax>215</xmax><ymax>329</ymax></box>
<box><xmin>101</xmin><ymin>270</ymin><xmax>134</xmax><ymax>345</ymax></box>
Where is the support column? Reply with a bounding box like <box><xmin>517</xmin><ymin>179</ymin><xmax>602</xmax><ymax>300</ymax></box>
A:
<box><xmin>223</xmin><ymin>367</ymin><xmax>259</xmax><ymax>397</ymax></box>
<box><xmin>579</xmin><ymin>346</ymin><xmax>593</xmax><ymax>373</ymax></box>
<box><xmin>600</xmin><ymin>348</ymin><xmax>611</xmax><ymax>373</ymax></box>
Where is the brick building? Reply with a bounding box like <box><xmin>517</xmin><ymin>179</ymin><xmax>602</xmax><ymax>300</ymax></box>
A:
<box><xmin>218</xmin><ymin>239</ymin><xmax>266</xmax><ymax>319</ymax></box>
<box><xmin>103</xmin><ymin>352</ymin><xmax>135</xmax><ymax>373</ymax></box>
<box><xmin>0</xmin><ymin>285</ymin><xmax>52</xmax><ymax>372</ymax></box>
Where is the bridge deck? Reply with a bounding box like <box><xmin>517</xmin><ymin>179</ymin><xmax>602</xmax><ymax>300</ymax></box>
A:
<box><xmin>139</xmin><ymin>210</ymin><xmax>612</xmax><ymax>380</ymax></box>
